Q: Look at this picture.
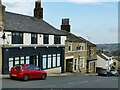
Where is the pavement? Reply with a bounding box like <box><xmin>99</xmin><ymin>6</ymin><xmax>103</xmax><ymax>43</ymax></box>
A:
<box><xmin>0</xmin><ymin>73</ymin><xmax>98</xmax><ymax>79</ymax></box>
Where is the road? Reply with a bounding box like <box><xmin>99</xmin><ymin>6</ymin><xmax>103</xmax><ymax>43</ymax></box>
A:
<box><xmin>1</xmin><ymin>75</ymin><xmax>119</xmax><ymax>89</ymax></box>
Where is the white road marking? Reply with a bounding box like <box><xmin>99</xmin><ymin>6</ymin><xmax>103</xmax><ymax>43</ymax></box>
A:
<box><xmin>68</xmin><ymin>81</ymin><xmax>88</xmax><ymax>85</ymax></box>
<box><xmin>44</xmin><ymin>85</ymin><xmax>56</xmax><ymax>87</ymax></box>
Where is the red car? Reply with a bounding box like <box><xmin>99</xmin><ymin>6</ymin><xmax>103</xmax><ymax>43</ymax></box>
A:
<box><xmin>9</xmin><ymin>64</ymin><xmax>47</xmax><ymax>81</ymax></box>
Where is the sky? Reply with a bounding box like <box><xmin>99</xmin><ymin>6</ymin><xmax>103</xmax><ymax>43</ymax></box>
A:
<box><xmin>2</xmin><ymin>0</ymin><xmax>119</xmax><ymax>44</ymax></box>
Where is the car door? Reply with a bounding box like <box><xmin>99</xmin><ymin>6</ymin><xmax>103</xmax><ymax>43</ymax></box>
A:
<box><xmin>34</xmin><ymin>66</ymin><xmax>43</xmax><ymax>78</ymax></box>
<box><xmin>26</xmin><ymin>65</ymin><xmax>36</xmax><ymax>78</ymax></box>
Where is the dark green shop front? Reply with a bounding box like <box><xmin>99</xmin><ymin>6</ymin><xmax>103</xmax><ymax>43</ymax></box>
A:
<box><xmin>2</xmin><ymin>46</ymin><xmax>65</xmax><ymax>74</ymax></box>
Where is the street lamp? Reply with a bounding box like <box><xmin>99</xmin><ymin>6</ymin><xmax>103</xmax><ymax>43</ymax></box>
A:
<box><xmin>78</xmin><ymin>54</ymin><xmax>81</xmax><ymax>73</ymax></box>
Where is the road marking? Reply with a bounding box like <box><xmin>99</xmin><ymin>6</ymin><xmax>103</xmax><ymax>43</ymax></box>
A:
<box><xmin>44</xmin><ymin>85</ymin><xmax>56</xmax><ymax>87</ymax></box>
<box><xmin>68</xmin><ymin>81</ymin><xmax>88</xmax><ymax>85</ymax></box>
<box><xmin>112</xmin><ymin>78</ymin><xmax>118</xmax><ymax>80</ymax></box>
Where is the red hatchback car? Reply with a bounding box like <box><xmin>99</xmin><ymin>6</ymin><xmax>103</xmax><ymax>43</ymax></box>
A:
<box><xmin>9</xmin><ymin>64</ymin><xmax>47</xmax><ymax>81</ymax></box>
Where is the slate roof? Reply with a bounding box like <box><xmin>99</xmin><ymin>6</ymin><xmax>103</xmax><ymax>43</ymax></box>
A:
<box><xmin>78</xmin><ymin>36</ymin><xmax>96</xmax><ymax>47</ymax></box>
<box><xmin>102</xmin><ymin>52</ymin><xmax>112</xmax><ymax>57</ymax></box>
<box><xmin>4</xmin><ymin>12</ymin><xmax>67</xmax><ymax>36</ymax></box>
<box><xmin>97</xmin><ymin>52</ymin><xmax>108</xmax><ymax>61</ymax></box>
<box><xmin>61</xmin><ymin>30</ymin><xmax>86</xmax><ymax>42</ymax></box>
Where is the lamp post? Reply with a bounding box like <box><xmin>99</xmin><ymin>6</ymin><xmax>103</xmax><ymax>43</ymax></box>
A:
<box><xmin>78</xmin><ymin>54</ymin><xmax>81</xmax><ymax>73</ymax></box>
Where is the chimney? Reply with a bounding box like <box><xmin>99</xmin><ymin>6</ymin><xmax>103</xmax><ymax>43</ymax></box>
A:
<box><xmin>0</xmin><ymin>0</ymin><xmax>5</xmax><ymax>31</ymax></box>
<box><xmin>61</xmin><ymin>18</ymin><xmax>70</xmax><ymax>32</ymax></box>
<box><xmin>34</xmin><ymin>0</ymin><xmax>43</xmax><ymax>19</ymax></box>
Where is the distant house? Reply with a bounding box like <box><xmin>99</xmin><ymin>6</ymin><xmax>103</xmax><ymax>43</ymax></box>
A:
<box><xmin>96</xmin><ymin>51</ymin><xmax>113</xmax><ymax>72</ymax></box>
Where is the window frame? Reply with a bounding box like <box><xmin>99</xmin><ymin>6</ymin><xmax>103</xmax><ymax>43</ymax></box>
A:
<box><xmin>54</xmin><ymin>35</ymin><xmax>61</xmax><ymax>44</ymax></box>
<box><xmin>12</xmin><ymin>32</ymin><xmax>23</xmax><ymax>44</ymax></box>
<box><xmin>31</xmin><ymin>33</ymin><xmax>37</xmax><ymax>44</ymax></box>
<box><xmin>43</xmin><ymin>34</ymin><xmax>49</xmax><ymax>44</ymax></box>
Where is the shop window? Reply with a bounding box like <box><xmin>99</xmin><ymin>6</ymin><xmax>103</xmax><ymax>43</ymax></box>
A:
<box><xmin>53</xmin><ymin>54</ymin><xmax>56</xmax><ymax>67</ymax></box>
<box><xmin>48</xmin><ymin>55</ymin><xmax>52</xmax><ymax>68</ymax></box>
<box><xmin>26</xmin><ymin>56</ymin><xmax>30</xmax><ymax>64</ymax></box>
<box><xmin>36</xmin><ymin>55</ymin><xmax>38</xmax><ymax>66</ymax></box>
<box><xmin>9</xmin><ymin>58</ymin><xmax>13</xmax><ymax>71</ymax></box>
<box><xmin>57</xmin><ymin>54</ymin><xmax>60</xmax><ymax>66</ymax></box>
<box><xmin>20</xmin><ymin>57</ymin><xmax>24</xmax><ymax>64</ymax></box>
<box><xmin>42</xmin><ymin>55</ymin><xmax>47</xmax><ymax>69</ymax></box>
<box><xmin>15</xmin><ymin>57</ymin><xmax>19</xmax><ymax>65</ymax></box>
<box><xmin>12</xmin><ymin>32</ymin><xmax>23</xmax><ymax>44</ymax></box>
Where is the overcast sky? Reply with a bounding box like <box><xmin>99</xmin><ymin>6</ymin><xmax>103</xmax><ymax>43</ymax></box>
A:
<box><xmin>2</xmin><ymin>0</ymin><xmax>119</xmax><ymax>44</ymax></box>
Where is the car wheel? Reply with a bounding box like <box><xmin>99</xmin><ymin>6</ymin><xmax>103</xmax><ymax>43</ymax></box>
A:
<box><xmin>41</xmin><ymin>74</ymin><xmax>46</xmax><ymax>80</ymax></box>
<box><xmin>23</xmin><ymin>75</ymin><xmax>29</xmax><ymax>81</ymax></box>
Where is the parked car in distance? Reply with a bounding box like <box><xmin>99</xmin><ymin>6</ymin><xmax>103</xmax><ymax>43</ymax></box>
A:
<box><xmin>109</xmin><ymin>69</ymin><xmax>118</xmax><ymax>76</ymax></box>
<box><xmin>9</xmin><ymin>64</ymin><xmax>47</xmax><ymax>81</ymax></box>
<box><xmin>98</xmin><ymin>69</ymin><xmax>110</xmax><ymax>76</ymax></box>
<box><xmin>117</xmin><ymin>69</ymin><xmax>120</xmax><ymax>75</ymax></box>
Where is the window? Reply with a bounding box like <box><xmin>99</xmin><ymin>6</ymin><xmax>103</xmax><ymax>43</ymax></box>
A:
<box><xmin>26</xmin><ymin>56</ymin><xmax>30</xmax><ymax>64</ymax></box>
<box><xmin>53</xmin><ymin>54</ymin><xmax>56</xmax><ymax>67</ymax></box>
<box><xmin>43</xmin><ymin>35</ymin><xmax>49</xmax><ymax>44</ymax></box>
<box><xmin>48</xmin><ymin>55</ymin><xmax>52</xmax><ymax>68</ymax></box>
<box><xmin>76</xmin><ymin>46</ymin><xmax>81</xmax><ymax>50</ymax></box>
<box><xmin>15</xmin><ymin>57</ymin><xmax>19</xmax><ymax>65</ymax></box>
<box><xmin>36</xmin><ymin>55</ymin><xmax>38</xmax><ymax>66</ymax></box>
<box><xmin>68</xmin><ymin>44</ymin><xmax>72</xmax><ymax>51</ymax></box>
<box><xmin>57</xmin><ymin>54</ymin><xmax>60</xmax><ymax>66</ymax></box>
<box><xmin>9</xmin><ymin>58</ymin><xmax>13</xmax><ymax>71</ymax></box>
<box><xmin>42</xmin><ymin>55</ymin><xmax>47</xmax><ymax>69</ymax></box>
<box><xmin>12</xmin><ymin>32</ymin><xmax>23</xmax><ymax>44</ymax></box>
<box><xmin>79</xmin><ymin>58</ymin><xmax>84</xmax><ymax>68</ymax></box>
<box><xmin>31</xmin><ymin>33</ymin><xmax>37</xmax><ymax>44</ymax></box>
<box><xmin>76</xmin><ymin>45</ymin><xmax>84</xmax><ymax>51</ymax></box>
<box><xmin>89</xmin><ymin>62</ymin><xmax>94</xmax><ymax>72</ymax></box>
<box><xmin>54</xmin><ymin>35</ymin><xmax>61</xmax><ymax>44</ymax></box>
<box><xmin>20</xmin><ymin>57</ymin><xmax>24</xmax><ymax>64</ymax></box>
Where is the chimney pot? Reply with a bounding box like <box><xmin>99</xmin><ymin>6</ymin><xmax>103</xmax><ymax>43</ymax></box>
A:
<box><xmin>61</xmin><ymin>18</ymin><xmax>70</xmax><ymax>32</ymax></box>
<box><xmin>34</xmin><ymin>0</ymin><xmax>43</xmax><ymax>19</ymax></box>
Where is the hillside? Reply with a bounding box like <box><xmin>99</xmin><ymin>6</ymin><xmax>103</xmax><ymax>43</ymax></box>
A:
<box><xmin>97</xmin><ymin>43</ymin><xmax>119</xmax><ymax>52</ymax></box>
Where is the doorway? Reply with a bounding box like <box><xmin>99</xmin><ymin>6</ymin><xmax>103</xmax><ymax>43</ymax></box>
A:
<box><xmin>66</xmin><ymin>59</ymin><xmax>73</xmax><ymax>72</ymax></box>
<box><xmin>30</xmin><ymin>55</ymin><xmax>37</xmax><ymax>66</ymax></box>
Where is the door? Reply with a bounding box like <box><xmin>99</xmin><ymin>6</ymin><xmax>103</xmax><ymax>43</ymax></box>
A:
<box><xmin>66</xmin><ymin>59</ymin><xmax>73</xmax><ymax>72</ymax></box>
<box><xmin>74</xmin><ymin>59</ymin><xmax>77</xmax><ymax>71</ymax></box>
<box><xmin>30</xmin><ymin>56</ymin><xmax>36</xmax><ymax>66</ymax></box>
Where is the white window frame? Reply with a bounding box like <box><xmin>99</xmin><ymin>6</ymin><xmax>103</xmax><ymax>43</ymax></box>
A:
<box><xmin>57</xmin><ymin>54</ymin><xmax>60</xmax><ymax>66</ymax></box>
<box><xmin>42</xmin><ymin>55</ymin><xmax>47</xmax><ymax>69</ymax></box>
<box><xmin>53</xmin><ymin>54</ymin><xmax>56</xmax><ymax>67</ymax></box>
<box><xmin>79</xmin><ymin>57</ymin><xmax>84</xmax><ymax>68</ymax></box>
<box><xmin>48</xmin><ymin>55</ymin><xmax>52</xmax><ymax>68</ymax></box>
